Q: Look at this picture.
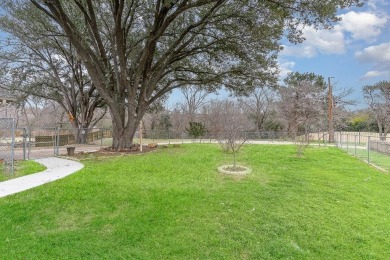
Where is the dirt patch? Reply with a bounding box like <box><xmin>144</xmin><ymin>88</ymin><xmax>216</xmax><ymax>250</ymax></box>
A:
<box><xmin>217</xmin><ymin>165</ymin><xmax>252</xmax><ymax>175</ymax></box>
<box><xmin>100</xmin><ymin>144</ymin><xmax>156</xmax><ymax>154</ymax></box>
<box><xmin>69</xmin><ymin>145</ymin><xmax>157</xmax><ymax>160</ymax></box>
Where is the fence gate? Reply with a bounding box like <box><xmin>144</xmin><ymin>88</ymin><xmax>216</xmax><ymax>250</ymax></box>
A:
<box><xmin>0</xmin><ymin>118</ymin><xmax>15</xmax><ymax>175</ymax></box>
<box><xmin>23</xmin><ymin>127</ymin><xmax>59</xmax><ymax>159</ymax></box>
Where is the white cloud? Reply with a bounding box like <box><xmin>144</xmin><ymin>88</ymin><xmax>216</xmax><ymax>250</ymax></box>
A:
<box><xmin>338</xmin><ymin>11</ymin><xmax>387</xmax><ymax>41</ymax></box>
<box><xmin>282</xmin><ymin>45</ymin><xmax>317</xmax><ymax>58</ymax></box>
<box><xmin>355</xmin><ymin>42</ymin><xmax>390</xmax><ymax>63</ymax></box>
<box><xmin>305</xmin><ymin>26</ymin><xmax>345</xmax><ymax>54</ymax></box>
<box><xmin>361</xmin><ymin>70</ymin><xmax>388</xmax><ymax>80</ymax></box>
<box><xmin>281</xmin><ymin>26</ymin><xmax>345</xmax><ymax>58</ymax></box>
<box><xmin>278</xmin><ymin>60</ymin><xmax>295</xmax><ymax>79</ymax></box>
<box><xmin>282</xmin><ymin>10</ymin><xmax>387</xmax><ymax>58</ymax></box>
<box><xmin>356</xmin><ymin>42</ymin><xmax>390</xmax><ymax>80</ymax></box>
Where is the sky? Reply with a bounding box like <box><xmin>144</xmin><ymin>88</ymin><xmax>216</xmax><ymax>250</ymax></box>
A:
<box><xmin>278</xmin><ymin>0</ymin><xmax>390</xmax><ymax>109</ymax></box>
<box><xmin>168</xmin><ymin>0</ymin><xmax>390</xmax><ymax>110</ymax></box>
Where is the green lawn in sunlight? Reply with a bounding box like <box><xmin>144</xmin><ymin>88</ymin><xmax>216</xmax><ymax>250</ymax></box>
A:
<box><xmin>1</xmin><ymin>144</ymin><xmax>389</xmax><ymax>259</ymax></box>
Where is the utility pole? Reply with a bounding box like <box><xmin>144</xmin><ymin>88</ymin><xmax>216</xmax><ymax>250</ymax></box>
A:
<box><xmin>328</xmin><ymin>77</ymin><xmax>334</xmax><ymax>143</ymax></box>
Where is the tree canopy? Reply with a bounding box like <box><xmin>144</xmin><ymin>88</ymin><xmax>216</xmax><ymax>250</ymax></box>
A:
<box><xmin>0</xmin><ymin>0</ymin><xmax>364</xmax><ymax>149</ymax></box>
<box><xmin>278</xmin><ymin>72</ymin><xmax>327</xmax><ymax>135</ymax></box>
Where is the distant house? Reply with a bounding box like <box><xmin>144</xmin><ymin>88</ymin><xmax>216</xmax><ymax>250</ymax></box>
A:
<box><xmin>0</xmin><ymin>89</ymin><xmax>17</xmax><ymax>106</ymax></box>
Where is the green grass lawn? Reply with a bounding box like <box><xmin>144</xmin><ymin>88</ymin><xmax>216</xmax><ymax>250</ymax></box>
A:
<box><xmin>1</xmin><ymin>144</ymin><xmax>389</xmax><ymax>259</ymax></box>
<box><xmin>341</xmin><ymin>145</ymin><xmax>390</xmax><ymax>172</ymax></box>
<box><xmin>0</xmin><ymin>160</ymin><xmax>47</xmax><ymax>182</ymax></box>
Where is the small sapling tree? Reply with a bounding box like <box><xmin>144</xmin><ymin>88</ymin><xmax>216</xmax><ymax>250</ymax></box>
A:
<box><xmin>295</xmin><ymin>131</ymin><xmax>310</xmax><ymax>158</ymax></box>
<box><xmin>217</xmin><ymin>101</ymin><xmax>249</xmax><ymax>171</ymax></box>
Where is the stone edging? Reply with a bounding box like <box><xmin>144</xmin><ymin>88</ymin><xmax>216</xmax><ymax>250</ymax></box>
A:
<box><xmin>217</xmin><ymin>165</ymin><xmax>252</xmax><ymax>175</ymax></box>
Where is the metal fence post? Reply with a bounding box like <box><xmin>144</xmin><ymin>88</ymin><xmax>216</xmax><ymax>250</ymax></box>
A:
<box><xmin>53</xmin><ymin>128</ymin><xmax>55</xmax><ymax>155</ymax></box>
<box><xmin>323</xmin><ymin>130</ymin><xmax>325</xmax><ymax>144</ymax></box>
<box><xmin>54</xmin><ymin>127</ymin><xmax>60</xmax><ymax>156</ymax></box>
<box><xmin>22</xmin><ymin>128</ymin><xmax>28</xmax><ymax>160</ymax></box>
<box><xmin>58</xmin><ymin>127</ymin><xmax>60</xmax><ymax>155</ymax></box>
<box><xmin>100</xmin><ymin>129</ymin><xmax>103</xmax><ymax>148</ymax></box>
<box><xmin>318</xmin><ymin>130</ymin><xmax>320</xmax><ymax>146</ymax></box>
<box><xmin>11</xmin><ymin>119</ymin><xmax>15</xmax><ymax>176</ymax></box>
<box><xmin>354</xmin><ymin>135</ymin><xmax>357</xmax><ymax>156</ymax></box>
<box><xmin>367</xmin><ymin>136</ymin><xmax>370</xmax><ymax>164</ymax></box>
<box><xmin>358</xmin><ymin>131</ymin><xmax>361</xmax><ymax>145</ymax></box>
<box><xmin>28</xmin><ymin>130</ymin><xmax>31</xmax><ymax>160</ymax></box>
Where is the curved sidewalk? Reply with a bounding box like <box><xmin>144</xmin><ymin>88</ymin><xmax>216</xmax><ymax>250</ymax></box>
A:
<box><xmin>0</xmin><ymin>157</ymin><xmax>84</xmax><ymax>198</ymax></box>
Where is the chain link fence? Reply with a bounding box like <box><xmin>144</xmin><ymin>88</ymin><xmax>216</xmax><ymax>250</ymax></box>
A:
<box><xmin>11</xmin><ymin>127</ymin><xmax>112</xmax><ymax>159</ymax></box>
<box><xmin>135</xmin><ymin>129</ymin><xmax>330</xmax><ymax>144</ymax></box>
<box><xmin>0</xmin><ymin>118</ymin><xmax>15</xmax><ymax>176</ymax></box>
<box><xmin>336</xmin><ymin>132</ymin><xmax>390</xmax><ymax>173</ymax></box>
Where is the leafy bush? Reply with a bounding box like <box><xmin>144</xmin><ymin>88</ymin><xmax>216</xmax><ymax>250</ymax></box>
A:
<box><xmin>186</xmin><ymin>122</ymin><xmax>207</xmax><ymax>139</ymax></box>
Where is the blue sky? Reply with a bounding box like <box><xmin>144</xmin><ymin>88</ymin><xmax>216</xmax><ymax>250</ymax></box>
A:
<box><xmin>278</xmin><ymin>0</ymin><xmax>390</xmax><ymax>109</ymax></box>
<box><xmin>169</xmin><ymin>0</ymin><xmax>390</xmax><ymax>109</ymax></box>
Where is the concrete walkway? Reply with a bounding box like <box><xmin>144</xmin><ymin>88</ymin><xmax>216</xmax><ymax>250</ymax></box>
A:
<box><xmin>0</xmin><ymin>157</ymin><xmax>84</xmax><ymax>198</ymax></box>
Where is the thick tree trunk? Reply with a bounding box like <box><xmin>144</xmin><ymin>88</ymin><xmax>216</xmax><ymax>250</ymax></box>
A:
<box><xmin>111</xmin><ymin>118</ymin><xmax>140</xmax><ymax>150</ymax></box>
<box><xmin>108</xmin><ymin>97</ymin><xmax>149</xmax><ymax>150</ymax></box>
<box><xmin>76</xmin><ymin>129</ymin><xmax>88</xmax><ymax>144</ymax></box>
<box><xmin>70</xmin><ymin>120</ymin><xmax>89</xmax><ymax>144</ymax></box>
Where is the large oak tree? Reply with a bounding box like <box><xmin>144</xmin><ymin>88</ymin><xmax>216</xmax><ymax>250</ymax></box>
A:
<box><xmin>3</xmin><ymin>0</ymin><xmax>363</xmax><ymax>149</ymax></box>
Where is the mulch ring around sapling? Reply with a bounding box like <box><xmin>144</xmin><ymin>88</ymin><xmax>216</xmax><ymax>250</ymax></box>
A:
<box><xmin>99</xmin><ymin>144</ymin><xmax>157</xmax><ymax>154</ymax></box>
<box><xmin>217</xmin><ymin>164</ymin><xmax>252</xmax><ymax>175</ymax></box>
<box><xmin>70</xmin><ymin>144</ymin><xmax>157</xmax><ymax>160</ymax></box>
